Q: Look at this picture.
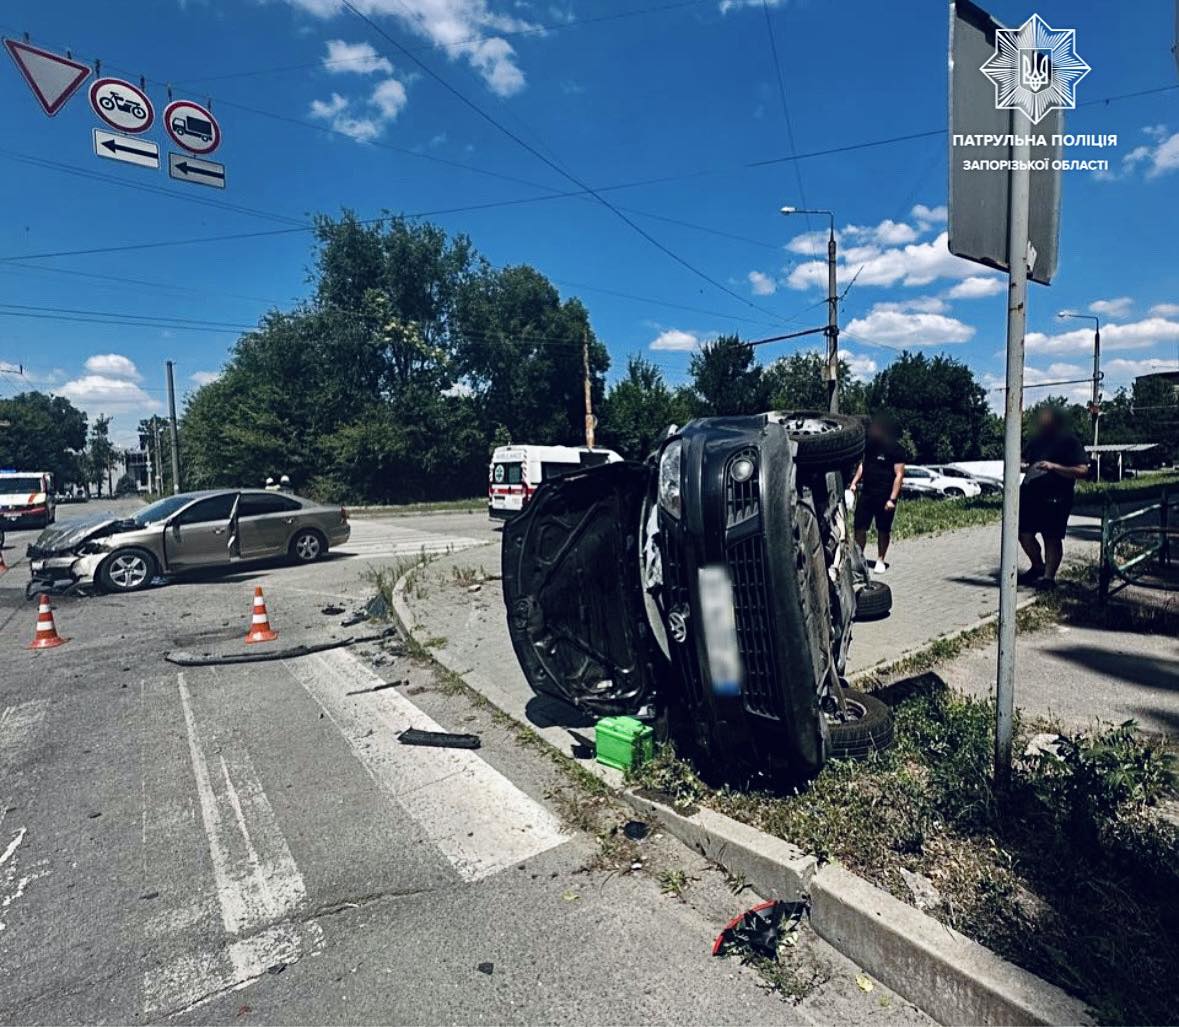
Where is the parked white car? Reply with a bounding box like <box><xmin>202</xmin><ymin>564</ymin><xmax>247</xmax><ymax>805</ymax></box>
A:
<box><xmin>902</xmin><ymin>465</ymin><xmax>983</xmax><ymax>499</ymax></box>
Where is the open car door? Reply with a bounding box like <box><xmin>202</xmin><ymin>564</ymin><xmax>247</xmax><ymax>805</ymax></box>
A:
<box><xmin>502</xmin><ymin>462</ymin><xmax>664</xmax><ymax>718</ymax></box>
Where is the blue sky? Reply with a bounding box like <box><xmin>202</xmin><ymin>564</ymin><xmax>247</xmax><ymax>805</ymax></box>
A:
<box><xmin>0</xmin><ymin>0</ymin><xmax>1176</xmax><ymax>447</ymax></box>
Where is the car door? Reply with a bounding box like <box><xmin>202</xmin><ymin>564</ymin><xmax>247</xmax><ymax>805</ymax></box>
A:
<box><xmin>237</xmin><ymin>492</ymin><xmax>302</xmax><ymax>558</ymax></box>
<box><xmin>502</xmin><ymin>461</ymin><xmax>664</xmax><ymax>717</ymax></box>
<box><xmin>165</xmin><ymin>493</ymin><xmax>239</xmax><ymax>570</ymax></box>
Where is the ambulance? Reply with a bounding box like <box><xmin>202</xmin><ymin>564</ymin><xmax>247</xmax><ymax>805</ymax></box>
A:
<box><xmin>488</xmin><ymin>445</ymin><xmax>621</xmax><ymax>520</ymax></box>
<box><xmin>0</xmin><ymin>470</ymin><xmax>56</xmax><ymax>530</ymax></box>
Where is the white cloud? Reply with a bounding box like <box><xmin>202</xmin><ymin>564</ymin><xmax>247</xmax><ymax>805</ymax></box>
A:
<box><xmin>844</xmin><ymin>304</ymin><xmax>975</xmax><ymax>348</ymax></box>
<box><xmin>189</xmin><ymin>370</ymin><xmax>221</xmax><ymax>386</ymax></box>
<box><xmin>1102</xmin><ymin>357</ymin><xmax>1179</xmax><ymax>386</ymax></box>
<box><xmin>58</xmin><ymin>375</ymin><xmax>160</xmax><ymax>415</ymax></box>
<box><xmin>844</xmin><ymin>219</ymin><xmax>917</xmax><ymax>247</ymax></box>
<box><xmin>370</xmin><ymin>77</ymin><xmax>408</xmax><ymax>118</ymax></box>
<box><xmin>650</xmin><ymin>329</ymin><xmax>699</xmax><ymax>352</ymax></box>
<box><xmin>838</xmin><ymin>348</ymin><xmax>877</xmax><ymax>381</ymax></box>
<box><xmin>911</xmin><ymin>203</ymin><xmax>947</xmax><ymax>229</ymax></box>
<box><xmin>787</xmin><ymin>232</ymin><xmax>986</xmax><ymax>291</ymax></box>
<box><xmin>1149</xmin><ymin>303</ymin><xmax>1179</xmax><ymax>317</ymax></box>
<box><xmin>1089</xmin><ymin>297</ymin><xmax>1133</xmax><ymax>318</ymax></box>
<box><xmin>83</xmin><ymin>353</ymin><xmax>141</xmax><ymax>381</ymax></box>
<box><xmin>947</xmin><ymin>275</ymin><xmax>1003</xmax><ymax>299</ymax></box>
<box><xmin>747</xmin><ymin>271</ymin><xmax>776</xmax><ymax>296</ymax></box>
<box><xmin>1026</xmin><ymin>316</ymin><xmax>1179</xmax><ymax>355</ymax></box>
<box><xmin>284</xmin><ymin>0</ymin><xmax>534</xmax><ymax>97</ymax></box>
<box><xmin>323</xmin><ymin>39</ymin><xmax>392</xmax><ymax>74</ymax></box>
<box><xmin>719</xmin><ymin>0</ymin><xmax>784</xmax><ymax>11</ymax></box>
<box><xmin>1115</xmin><ymin>126</ymin><xmax>1179</xmax><ymax>180</ymax></box>
<box><xmin>874</xmin><ymin>296</ymin><xmax>948</xmax><ymax>314</ymax></box>
<box><xmin>309</xmin><ymin>75</ymin><xmax>408</xmax><ymax>142</ymax></box>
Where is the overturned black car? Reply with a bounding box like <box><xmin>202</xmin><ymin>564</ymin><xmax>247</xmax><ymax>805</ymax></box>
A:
<box><xmin>502</xmin><ymin>411</ymin><xmax>894</xmax><ymax>783</ymax></box>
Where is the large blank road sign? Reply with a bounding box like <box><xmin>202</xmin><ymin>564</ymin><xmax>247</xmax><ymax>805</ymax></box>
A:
<box><xmin>948</xmin><ymin>0</ymin><xmax>1061</xmax><ymax>286</ymax></box>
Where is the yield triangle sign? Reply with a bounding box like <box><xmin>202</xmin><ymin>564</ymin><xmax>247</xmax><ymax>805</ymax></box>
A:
<box><xmin>4</xmin><ymin>39</ymin><xmax>91</xmax><ymax>116</ymax></box>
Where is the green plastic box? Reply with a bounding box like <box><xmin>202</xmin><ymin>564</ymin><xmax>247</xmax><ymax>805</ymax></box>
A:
<box><xmin>595</xmin><ymin>716</ymin><xmax>654</xmax><ymax>772</ymax></box>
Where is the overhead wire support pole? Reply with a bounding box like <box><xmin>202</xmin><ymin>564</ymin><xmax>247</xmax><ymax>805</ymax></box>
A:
<box><xmin>994</xmin><ymin>125</ymin><xmax>1032</xmax><ymax>790</ymax></box>
<box><xmin>582</xmin><ymin>326</ymin><xmax>595</xmax><ymax>449</ymax></box>
<box><xmin>165</xmin><ymin>361</ymin><xmax>181</xmax><ymax>495</ymax></box>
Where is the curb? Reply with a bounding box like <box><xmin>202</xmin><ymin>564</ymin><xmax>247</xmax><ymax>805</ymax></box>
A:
<box><xmin>388</xmin><ymin>565</ymin><xmax>1092</xmax><ymax>1027</ymax></box>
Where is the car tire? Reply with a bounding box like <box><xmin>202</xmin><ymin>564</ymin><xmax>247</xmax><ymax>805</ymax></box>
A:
<box><xmin>827</xmin><ymin>688</ymin><xmax>894</xmax><ymax>759</ymax></box>
<box><xmin>944</xmin><ymin>486</ymin><xmax>965</xmax><ymax>498</ymax></box>
<box><xmin>776</xmin><ymin>411</ymin><xmax>865</xmax><ymax>475</ymax></box>
<box><xmin>98</xmin><ymin>547</ymin><xmax>158</xmax><ymax>593</ymax></box>
<box><xmin>289</xmin><ymin>528</ymin><xmax>326</xmax><ymax>564</ymax></box>
<box><xmin>855</xmin><ymin>580</ymin><xmax>892</xmax><ymax>620</ymax></box>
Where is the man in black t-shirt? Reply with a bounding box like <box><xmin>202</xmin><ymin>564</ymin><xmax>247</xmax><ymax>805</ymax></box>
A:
<box><xmin>849</xmin><ymin>414</ymin><xmax>907</xmax><ymax>573</ymax></box>
<box><xmin>1018</xmin><ymin>407</ymin><xmax>1090</xmax><ymax>591</ymax></box>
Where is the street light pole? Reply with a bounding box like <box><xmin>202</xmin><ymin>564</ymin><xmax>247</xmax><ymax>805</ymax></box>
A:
<box><xmin>1058</xmin><ymin>311</ymin><xmax>1102</xmax><ymax>480</ymax></box>
<box><xmin>780</xmin><ymin>207</ymin><xmax>838</xmax><ymax>412</ymax></box>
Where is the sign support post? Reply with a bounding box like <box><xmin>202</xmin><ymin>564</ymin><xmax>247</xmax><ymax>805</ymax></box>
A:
<box><xmin>994</xmin><ymin>124</ymin><xmax>1031</xmax><ymax>787</ymax></box>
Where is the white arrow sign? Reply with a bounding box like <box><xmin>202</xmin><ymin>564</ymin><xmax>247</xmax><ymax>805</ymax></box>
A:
<box><xmin>168</xmin><ymin>152</ymin><xmax>225</xmax><ymax>189</ymax></box>
<box><xmin>93</xmin><ymin>128</ymin><xmax>159</xmax><ymax>169</ymax></box>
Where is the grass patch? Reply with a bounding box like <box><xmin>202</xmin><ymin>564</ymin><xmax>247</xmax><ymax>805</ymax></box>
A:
<box><xmin>885</xmin><ymin>470</ymin><xmax>1179</xmax><ymax>542</ymax></box>
<box><xmin>889</xmin><ymin>494</ymin><xmax>1003</xmax><ymax>541</ymax></box>
<box><xmin>632</xmin><ymin>683</ymin><xmax>1179</xmax><ymax>1024</ymax></box>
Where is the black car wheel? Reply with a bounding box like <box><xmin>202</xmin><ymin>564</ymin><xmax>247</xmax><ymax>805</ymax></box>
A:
<box><xmin>289</xmin><ymin>528</ymin><xmax>325</xmax><ymax>563</ymax></box>
<box><xmin>776</xmin><ymin>411</ymin><xmax>865</xmax><ymax>476</ymax></box>
<box><xmin>854</xmin><ymin>580</ymin><xmax>892</xmax><ymax>620</ymax></box>
<box><xmin>944</xmin><ymin>486</ymin><xmax>965</xmax><ymax>498</ymax></box>
<box><xmin>826</xmin><ymin>689</ymin><xmax>893</xmax><ymax>759</ymax></box>
<box><xmin>99</xmin><ymin>547</ymin><xmax>158</xmax><ymax>593</ymax></box>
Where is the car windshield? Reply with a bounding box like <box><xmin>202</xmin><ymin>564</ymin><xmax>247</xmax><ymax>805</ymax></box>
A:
<box><xmin>0</xmin><ymin>477</ymin><xmax>43</xmax><ymax>492</ymax></box>
<box><xmin>133</xmin><ymin>494</ymin><xmax>199</xmax><ymax>526</ymax></box>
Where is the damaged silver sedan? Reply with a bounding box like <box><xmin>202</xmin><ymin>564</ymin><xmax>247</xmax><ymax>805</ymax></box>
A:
<box><xmin>26</xmin><ymin>489</ymin><xmax>350</xmax><ymax>597</ymax></box>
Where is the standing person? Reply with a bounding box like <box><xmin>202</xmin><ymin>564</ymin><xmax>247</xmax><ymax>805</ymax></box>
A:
<box><xmin>849</xmin><ymin>413</ymin><xmax>907</xmax><ymax>574</ymax></box>
<box><xmin>1018</xmin><ymin>406</ymin><xmax>1090</xmax><ymax>591</ymax></box>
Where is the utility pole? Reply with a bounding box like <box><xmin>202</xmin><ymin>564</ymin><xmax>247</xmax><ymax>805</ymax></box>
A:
<box><xmin>165</xmin><ymin>361</ymin><xmax>181</xmax><ymax>495</ymax></box>
<box><xmin>826</xmin><ymin>224</ymin><xmax>839</xmax><ymax>413</ymax></box>
<box><xmin>994</xmin><ymin>128</ymin><xmax>1032</xmax><ymax>789</ymax></box>
<box><xmin>779</xmin><ymin>207</ymin><xmax>839</xmax><ymax>412</ymax></box>
<box><xmin>582</xmin><ymin>326</ymin><xmax>596</xmax><ymax>448</ymax></box>
<box><xmin>1058</xmin><ymin>311</ymin><xmax>1102</xmax><ymax>480</ymax></box>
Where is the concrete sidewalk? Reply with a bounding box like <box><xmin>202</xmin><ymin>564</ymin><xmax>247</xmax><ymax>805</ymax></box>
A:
<box><xmin>849</xmin><ymin>514</ymin><xmax>1100</xmax><ymax>674</ymax></box>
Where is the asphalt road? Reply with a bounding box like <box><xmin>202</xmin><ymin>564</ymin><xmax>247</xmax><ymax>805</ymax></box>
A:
<box><xmin>0</xmin><ymin>503</ymin><xmax>921</xmax><ymax>1024</ymax></box>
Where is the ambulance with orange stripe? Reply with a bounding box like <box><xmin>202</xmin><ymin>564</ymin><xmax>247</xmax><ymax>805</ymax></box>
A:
<box><xmin>0</xmin><ymin>470</ymin><xmax>56</xmax><ymax>530</ymax></box>
<box><xmin>489</xmin><ymin>445</ymin><xmax>621</xmax><ymax>520</ymax></box>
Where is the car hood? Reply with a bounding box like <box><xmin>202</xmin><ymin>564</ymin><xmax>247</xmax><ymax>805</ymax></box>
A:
<box><xmin>29</xmin><ymin>515</ymin><xmax>135</xmax><ymax>554</ymax></box>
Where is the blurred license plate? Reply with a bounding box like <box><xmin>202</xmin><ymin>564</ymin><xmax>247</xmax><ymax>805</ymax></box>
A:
<box><xmin>698</xmin><ymin>565</ymin><xmax>743</xmax><ymax>697</ymax></box>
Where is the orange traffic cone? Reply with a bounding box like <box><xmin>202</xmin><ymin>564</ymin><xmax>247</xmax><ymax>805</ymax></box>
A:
<box><xmin>0</xmin><ymin>548</ymin><xmax>7</xmax><ymax>575</ymax></box>
<box><xmin>244</xmin><ymin>586</ymin><xmax>278</xmax><ymax>644</ymax></box>
<box><xmin>28</xmin><ymin>594</ymin><xmax>67</xmax><ymax>650</ymax></box>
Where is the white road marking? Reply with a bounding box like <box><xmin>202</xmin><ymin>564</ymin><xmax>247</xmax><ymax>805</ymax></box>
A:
<box><xmin>286</xmin><ymin>648</ymin><xmax>567</xmax><ymax>881</ymax></box>
<box><xmin>0</xmin><ymin>827</ymin><xmax>25</xmax><ymax>867</ymax></box>
<box><xmin>0</xmin><ymin>826</ymin><xmax>47</xmax><ymax>934</ymax></box>
<box><xmin>144</xmin><ymin>675</ymin><xmax>322</xmax><ymax>1017</ymax></box>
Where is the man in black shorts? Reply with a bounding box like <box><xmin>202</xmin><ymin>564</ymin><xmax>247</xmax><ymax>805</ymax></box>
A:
<box><xmin>1019</xmin><ymin>407</ymin><xmax>1090</xmax><ymax>590</ymax></box>
<box><xmin>849</xmin><ymin>414</ymin><xmax>907</xmax><ymax>574</ymax></box>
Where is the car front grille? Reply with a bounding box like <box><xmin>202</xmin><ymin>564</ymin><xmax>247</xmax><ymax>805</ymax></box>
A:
<box><xmin>660</xmin><ymin>527</ymin><xmax>706</xmax><ymax>710</ymax></box>
<box><xmin>726</xmin><ymin>532</ymin><xmax>779</xmax><ymax>720</ymax></box>
<box><xmin>724</xmin><ymin>449</ymin><xmax>759</xmax><ymax>527</ymax></box>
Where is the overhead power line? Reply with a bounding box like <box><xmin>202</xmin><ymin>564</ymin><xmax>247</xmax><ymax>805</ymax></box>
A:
<box><xmin>336</xmin><ymin>1</ymin><xmax>778</xmax><ymax>318</ymax></box>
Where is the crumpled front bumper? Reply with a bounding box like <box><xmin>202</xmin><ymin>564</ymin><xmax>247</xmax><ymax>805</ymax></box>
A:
<box><xmin>26</xmin><ymin>550</ymin><xmax>105</xmax><ymax>597</ymax></box>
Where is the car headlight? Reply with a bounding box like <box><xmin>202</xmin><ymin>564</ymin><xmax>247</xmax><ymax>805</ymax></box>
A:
<box><xmin>658</xmin><ymin>439</ymin><xmax>682</xmax><ymax>519</ymax></box>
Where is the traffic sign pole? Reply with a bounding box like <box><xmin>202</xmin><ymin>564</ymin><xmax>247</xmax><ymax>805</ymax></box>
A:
<box><xmin>994</xmin><ymin>124</ymin><xmax>1031</xmax><ymax>788</ymax></box>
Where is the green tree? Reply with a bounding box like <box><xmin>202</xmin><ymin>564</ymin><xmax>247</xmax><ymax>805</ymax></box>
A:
<box><xmin>0</xmin><ymin>391</ymin><xmax>87</xmax><ymax>486</ymax></box>
<box><xmin>867</xmin><ymin>352</ymin><xmax>990</xmax><ymax>462</ymax></box>
<box><xmin>456</xmin><ymin>264</ymin><xmax>608</xmax><ymax>445</ymax></box>
<box><xmin>763</xmin><ymin>350</ymin><xmax>868</xmax><ymax>414</ymax></box>
<box><xmin>86</xmin><ymin>415</ymin><xmax>118</xmax><ymax>497</ymax></box>
<box><xmin>688</xmin><ymin>335</ymin><xmax>770</xmax><ymax>416</ymax></box>
<box><xmin>598</xmin><ymin>355</ymin><xmax>693</xmax><ymax>460</ymax></box>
